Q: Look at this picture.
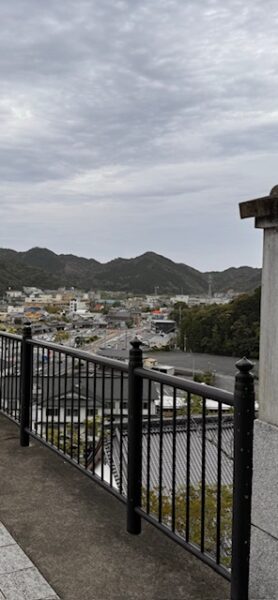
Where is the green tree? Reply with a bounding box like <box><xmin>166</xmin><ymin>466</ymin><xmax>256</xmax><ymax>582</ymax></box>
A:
<box><xmin>45</xmin><ymin>304</ymin><xmax>60</xmax><ymax>314</ymax></box>
<box><xmin>171</xmin><ymin>288</ymin><xmax>260</xmax><ymax>358</ymax></box>
<box><xmin>193</xmin><ymin>371</ymin><xmax>215</xmax><ymax>385</ymax></box>
<box><xmin>83</xmin><ymin>416</ymin><xmax>101</xmax><ymax>440</ymax></box>
<box><xmin>142</xmin><ymin>484</ymin><xmax>232</xmax><ymax>568</ymax></box>
<box><xmin>47</xmin><ymin>425</ymin><xmax>83</xmax><ymax>462</ymax></box>
<box><xmin>54</xmin><ymin>330</ymin><xmax>70</xmax><ymax>343</ymax></box>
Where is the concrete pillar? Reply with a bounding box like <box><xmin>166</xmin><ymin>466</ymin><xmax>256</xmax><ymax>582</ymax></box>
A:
<box><xmin>239</xmin><ymin>186</ymin><xmax>278</xmax><ymax>599</ymax></box>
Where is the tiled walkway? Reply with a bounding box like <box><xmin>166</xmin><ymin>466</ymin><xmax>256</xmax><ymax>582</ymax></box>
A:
<box><xmin>0</xmin><ymin>523</ymin><xmax>59</xmax><ymax>600</ymax></box>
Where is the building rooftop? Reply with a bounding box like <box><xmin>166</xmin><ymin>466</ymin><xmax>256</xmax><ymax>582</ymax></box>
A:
<box><xmin>99</xmin><ymin>418</ymin><xmax>233</xmax><ymax>498</ymax></box>
<box><xmin>0</xmin><ymin>413</ymin><xmax>229</xmax><ymax>600</ymax></box>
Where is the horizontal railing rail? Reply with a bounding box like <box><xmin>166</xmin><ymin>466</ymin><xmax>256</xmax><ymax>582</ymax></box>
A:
<box><xmin>134</xmin><ymin>366</ymin><xmax>234</xmax><ymax>405</ymax></box>
<box><xmin>27</xmin><ymin>338</ymin><xmax>129</xmax><ymax>372</ymax></box>
<box><xmin>0</xmin><ymin>331</ymin><xmax>22</xmax><ymax>341</ymax></box>
<box><xmin>0</xmin><ymin>328</ymin><xmax>255</xmax><ymax>600</ymax></box>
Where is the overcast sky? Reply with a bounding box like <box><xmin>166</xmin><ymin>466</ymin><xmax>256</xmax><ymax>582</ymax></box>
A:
<box><xmin>1</xmin><ymin>0</ymin><xmax>277</xmax><ymax>271</ymax></box>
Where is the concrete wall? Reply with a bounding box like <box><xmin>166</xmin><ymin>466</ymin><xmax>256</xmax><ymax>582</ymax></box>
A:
<box><xmin>250</xmin><ymin>420</ymin><xmax>278</xmax><ymax>599</ymax></box>
<box><xmin>259</xmin><ymin>227</ymin><xmax>278</xmax><ymax>426</ymax></box>
<box><xmin>239</xmin><ymin>190</ymin><xmax>278</xmax><ymax>598</ymax></box>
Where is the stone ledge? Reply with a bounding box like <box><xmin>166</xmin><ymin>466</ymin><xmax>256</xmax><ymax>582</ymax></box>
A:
<box><xmin>251</xmin><ymin>420</ymin><xmax>278</xmax><ymax>539</ymax></box>
<box><xmin>239</xmin><ymin>186</ymin><xmax>278</xmax><ymax>221</ymax></box>
<box><xmin>0</xmin><ymin>523</ymin><xmax>59</xmax><ymax>600</ymax></box>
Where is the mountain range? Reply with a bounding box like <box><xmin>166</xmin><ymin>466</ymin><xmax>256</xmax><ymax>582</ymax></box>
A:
<box><xmin>0</xmin><ymin>247</ymin><xmax>261</xmax><ymax>295</ymax></box>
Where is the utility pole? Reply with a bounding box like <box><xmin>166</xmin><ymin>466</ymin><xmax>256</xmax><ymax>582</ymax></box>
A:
<box><xmin>208</xmin><ymin>274</ymin><xmax>213</xmax><ymax>298</ymax></box>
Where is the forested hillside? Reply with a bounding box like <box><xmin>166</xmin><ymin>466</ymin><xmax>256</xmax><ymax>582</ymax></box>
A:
<box><xmin>171</xmin><ymin>288</ymin><xmax>261</xmax><ymax>358</ymax></box>
<box><xmin>0</xmin><ymin>246</ymin><xmax>261</xmax><ymax>295</ymax></box>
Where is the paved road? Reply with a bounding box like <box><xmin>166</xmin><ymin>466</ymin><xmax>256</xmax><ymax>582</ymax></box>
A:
<box><xmin>148</xmin><ymin>351</ymin><xmax>259</xmax><ymax>395</ymax></box>
<box><xmin>149</xmin><ymin>350</ymin><xmax>259</xmax><ymax>377</ymax></box>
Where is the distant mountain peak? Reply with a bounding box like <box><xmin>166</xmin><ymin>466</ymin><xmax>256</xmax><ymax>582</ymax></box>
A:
<box><xmin>0</xmin><ymin>246</ymin><xmax>261</xmax><ymax>294</ymax></box>
<box><xmin>24</xmin><ymin>246</ymin><xmax>58</xmax><ymax>256</ymax></box>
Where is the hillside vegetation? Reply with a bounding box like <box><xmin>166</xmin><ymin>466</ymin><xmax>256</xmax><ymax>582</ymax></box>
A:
<box><xmin>171</xmin><ymin>288</ymin><xmax>261</xmax><ymax>358</ymax></box>
<box><xmin>0</xmin><ymin>246</ymin><xmax>261</xmax><ymax>295</ymax></box>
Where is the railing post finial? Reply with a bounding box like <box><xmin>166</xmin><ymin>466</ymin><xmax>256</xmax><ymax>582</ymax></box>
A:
<box><xmin>130</xmin><ymin>336</ymin><xmax>143</xmax><ymax>351</ymax></box>
<box><xmin>235</xmin><ymin>356</ymin><xmax>254</xmax><ymax>373</ymax></box>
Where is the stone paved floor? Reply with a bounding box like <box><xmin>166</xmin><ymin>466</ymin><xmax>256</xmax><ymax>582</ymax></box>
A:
<box><xmin>0</xmin><ymin>522</ymin><xmax>59</xmax><ymax>600</ymax></box>
<box><xmin>0</xmin><ymin>414</ymin><xmax>230</xmax><ymax>600</ymax></box>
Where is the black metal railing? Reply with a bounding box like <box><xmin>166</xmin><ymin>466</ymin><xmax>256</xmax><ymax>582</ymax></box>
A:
<box><xmin>28</xmin><ymin>333</ymin><xmax>130</xmax><ymax>503</ymax></box>
<box><xmin>0</xmin><ymin>331</ymin><xmax>22</xmax><ymax>421</ymax></box>
<box><xmin>0</xmin><ymin>328</ymin><xmax>255</xmax><ymax>600</ymax></box>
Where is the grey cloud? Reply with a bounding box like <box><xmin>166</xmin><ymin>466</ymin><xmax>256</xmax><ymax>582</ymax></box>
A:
<box><xmin>0</xmin><ymin>0</ymin><xmax>277</xmax><ymax>267</ymax></box>
<box><xmin>213</xmin><ymin>123</ymin><xmax>278</xmax><ymax>156</ymax></box>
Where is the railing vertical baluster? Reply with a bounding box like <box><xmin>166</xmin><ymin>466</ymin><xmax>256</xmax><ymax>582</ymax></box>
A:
<box><xmin>41</xmin><ymin>347</ymin><xmax>45</xmax><ymax>438</ymax></box>
<box><xmin>0</xmin><ymin>335</ymin><xmax>3</xmax><ymax>410</ymax></box>
<box><xmin>146</xmin><ymin>378</ymin><xmax>151</xmax><ymax>514</ymax></box>
<box><xmin>51</xmin><ymin>351</ymin><xmax>55</xmax><ymax>444</ymax></box>
<box><xmin>216</xmin><ymin>401</ymin><xmax>222</xmax><ymax>565</ymax></box>
<box><xmin>77</xmin><ymin>359</ymin><xmax>81</xmax><ymax>463</ymax></box>
<box><xmin>35</xmin><ymin>346</ymin><xmax>39</xmax><ymax>433</ymax></box>
<box><xmin>70</xmin><ymin>357</ymin><xmax>74</xmax><ymax>458</ymax></box>
<box><xmin>92</xmin><ymin>363</ymin><xmax>97</xmax><ymax>474</ymax></box>
<box><xmin>158</xmin><ymin>382</ymin><xmax>164</xmax><ymax>523</ymax></box>
<box><xmin>231</xmin><ymin>357</ymin><xmax>255</xmax><ymax>600</ymax></box>
<box><xmin>20</xmin><ymin>326</ymin><xmax>32</xmax><ymax>447</ymax></box>
<box><xmin>127</xmin><ymin>338</ymin><xmax>143</xmax><ymax>535</ymax></box>
<box><xmin>201</xmin><ymin>396</ymin><xmax>206</xmax><ymax>553</ymax></box>
<box><xmin>57</xmin><ymin>351</ymin><xmax>61</xmax><ymax>450</ymax></box>
<box><xmin>11</xmin><ymin>339</ymin><xmax>14</xmax><ymax>418</ymax></box>
<box><xmin>7</xmin><ymin>337</ymin><xmax>11</xmax><ymax>415</ymax></box>
<box><xmin>46</xmin><ymin>349</ymin><xmax>50</xmax><ymax>441</ymax></box>
<box><xmin>119</xmin><ymin>371</ymin><xmax>124</xmax><ymax>495</ymax></box>
<box><xmin>15</xmin><ymin>341</ymin><xmax>19</xmax><ymax>419</ymax></box>
<box><xmin>84</xmin><ymin>361</ymin><xmax>89</xmax><ymax>468</ymax></box>
<box><xmin>10</xmin><ymin>339</ymin><xmax>14</xmax><ymax>416</ymax></box>
<box><xmin>30</xmin><ymin>346</ymin><xmax>34</xmax><ymax>430</ymax></box>
<box><xmin>172</xmin><ymin>387</ymin><xmax>177</xmax><ymax>532</ymax></box>
<box><xmin>4</xmin><ymin>338</ymin><xmax>7</xmax><ymax>413</ymax></box>
<box><xmin>186</xmin><ymin>391</ymin><xmax>191</xmax><ymax>541</ymax></box>
<box><xmin>3</xmin><ymin>338</ymin><xmax>7</xmax><ymax>413</ymax></box>
<box><xmin>101</xmin><ymin>366</ymin><xmax>105</xmax><ymax>480</ymax></box>
<box><xmin>110</xmin><ymin>368</ymin><xmax>114</xmax><ymax>487</ymax></box>
<box><xmin>63</xmin><ymin>355</ymin><xmax>68</xmax><ymax>454</ymax></box>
